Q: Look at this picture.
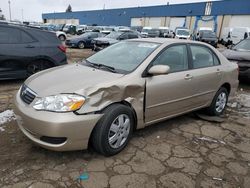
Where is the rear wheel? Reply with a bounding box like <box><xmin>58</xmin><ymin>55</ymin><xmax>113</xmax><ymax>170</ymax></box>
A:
<box><xmin>91</xmin><ymin>104</ymin><xmax>134</xmax><ymax>156</ymax></box>
<box><xmin>206</xmin><ymin>87</ymin><xmax>229</xmax><ymax>116</ymax></box>
<box><xmin>27</xmin><ymin>60</ymin><xmax>52</xmax><ymax>76</ymax></box>
<box><xmin>78</xmin><ymin>41</ymin><xmax>85</xmax><ymax>49</ymax></box>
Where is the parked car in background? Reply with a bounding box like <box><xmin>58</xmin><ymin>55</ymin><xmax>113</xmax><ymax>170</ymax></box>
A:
<box><xmin>92</xmin><ymin>31</ymin><xmax>141</xmax><ymax>51</ymax></box>
<box><xmin>175</xmin><ymin>28</ymin><xmax>191</xmax><ymax>39</ymax></box>
<box><xmin>220</xmin><ymin>27</ymin><xmax>233</xmax><ymax>46</ymax></box>
<box><xmin>14</xmin><ymin>38</ymin><xmax>238</xmax><ymax>156</ymax></box>
<box><xmin>131</xmin><ymin>26</ymin><xmax>143</xmax><ymax>32</ymax></box>
<box><xmin>147</xmin><ymin>29</ymin><xmax>160</xmax><ymax>38</ymax></box>
<box><xmin>65</xmin><ymin>32</ymin><xmax>104</xmax><ymax>49</ymax></box>
<box><xmin>0</xmin><ymin>22</ymin><xmax>67</xmax><ymax>80</ymax></box>
<box><xmin>164</xmin><ymin>29</ymin><xmax>174</xmax><ymax>38</ymax></box>
<box><xmin>76</xmin><ymin>25</ymin><xmax>87</xmax><ymax>35</ymax></box>
<box><xmin>56</xmin><ymin>31</ymin><xmax>67</xmax><ymax>41</ymax></box>
<box><xmin>63</xmin><ymin>24</ymin><xmax>77</xmax><ymax>35</ymax></box>
<box><xmin>141</xmin><ymin>27</ymin><xmax>152</xmax><ymax>37</ymax></box>
<box><xmin>100</xmin><ymin>26</ymin><xmax>115</xmax><ymax>35</ymax></box>
<box><xmin>222</xmin><ymin>38</ymin><xmax>250</xmax><ymax>82</ymax></box>
<box><xmin>158</xmin><ymin>27</ymin><xmax>169</xmax><ymax>38</ymax></box>
<box><xmin>197</xmin><ymin>30</ymin><xmax>218</xmax><ymax>47</ymax></box>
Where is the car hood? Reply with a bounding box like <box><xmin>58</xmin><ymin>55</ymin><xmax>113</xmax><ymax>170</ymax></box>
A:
<box><xmin>94</xmin><ymin>37</ymin><xmax>119</xmax><ymax>44</ymax></box>
<box><xmin>221</xmin><ymin>49</ymin><xmax>250</xmax><ymax>61</ymax></box>
<box><xmin>25</xmin><ymin>63</ymin><xmax>124</xmax><ymax>97</ymax></box>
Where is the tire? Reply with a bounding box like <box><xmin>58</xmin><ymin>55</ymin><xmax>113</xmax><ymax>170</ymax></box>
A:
<box><xmin>27</xmin><ymin>60</ymin><xmax>52</xmax><ymax>77</ymax></box>
<box><xmin>78</xmin><ymin>41</ymin><xmax>85</xmax><ymax>49</ymax></box>
<box><xmin>58</xmin><ymin>35</ymin><xmax>66</xmax><ymax>41</ymax></box>
<box><xmin>91</xmin><ymin>104</ymin><xmax>135</xmax><ymax>156</ymax></box>
<box><xmin>206</xmin><ymin>87</ymin><xmax>229</xmax><ymax>116</ymax></box>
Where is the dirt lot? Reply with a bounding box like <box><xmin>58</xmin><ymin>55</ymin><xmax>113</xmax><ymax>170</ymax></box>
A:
<box><xmin>0</xmin><ymin>48</ymin><xmax>250</xmax><ymax>188</ymax></box>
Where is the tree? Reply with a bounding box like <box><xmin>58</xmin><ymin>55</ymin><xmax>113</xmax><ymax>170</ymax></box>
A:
<box><xmin>66</xmin><ymin>5</ymin><xmax>72</xmax><ymax>12</ymax></box>
<box><xmin>0</xmin><ymin>8</ymin><xmax>6</xmax><ymax>20</ymax></box>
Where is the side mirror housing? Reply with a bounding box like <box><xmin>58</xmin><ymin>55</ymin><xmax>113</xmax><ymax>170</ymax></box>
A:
<box><xmin>148</xmin><ymin>65</ymin><xmax>170</xmax><ymax>76</ymax></box>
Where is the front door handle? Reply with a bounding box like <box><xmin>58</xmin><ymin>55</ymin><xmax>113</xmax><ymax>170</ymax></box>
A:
<box><xmin>184</xmin><ymin>74</ymin><xmax>193</xmax><ymax>80</ymax></box>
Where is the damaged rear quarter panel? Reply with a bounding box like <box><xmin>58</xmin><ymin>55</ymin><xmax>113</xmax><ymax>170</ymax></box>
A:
<box><xmin>75</xmin><ymin>75</ymin><xmax>146</xmax><ymax>129</ymax></box>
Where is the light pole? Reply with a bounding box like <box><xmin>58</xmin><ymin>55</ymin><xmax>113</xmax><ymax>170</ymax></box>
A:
<box><xmin>8</xmin><ymin>0</ymin><xmax>11</xmax><ymax>21</ymax></box>
<box><xmin>21</xmin><ymin>9</ymin><xmax>24</xmax><ymax>22</ymax></box>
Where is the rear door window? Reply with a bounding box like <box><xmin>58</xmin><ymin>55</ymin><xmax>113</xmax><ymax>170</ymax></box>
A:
<box><xmin>21</xmin><ymin>31</ymin><xmax>35</xmax><ymax>43</ymax></box>
<box><xmin>0</xmin><ymin>27</ymin><xmax>21</xmax><ymax>44</ymax></box>
<box><xmin>190</xmin><ymin>45</ymin><xmax>219</xmax><ymax>68</ymax></box>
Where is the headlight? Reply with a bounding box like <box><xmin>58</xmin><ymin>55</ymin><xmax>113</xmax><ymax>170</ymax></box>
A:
<box><xmin>33</xmin><ymin>94</ymin><xmax>85</xmax><ymax>112</ymax></box>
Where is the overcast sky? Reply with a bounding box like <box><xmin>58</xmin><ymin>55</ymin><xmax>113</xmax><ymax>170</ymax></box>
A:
<box><xmin>0</xmin><ymin>0</ymin><xmax>216</xmax><ymax>22</ymax></box>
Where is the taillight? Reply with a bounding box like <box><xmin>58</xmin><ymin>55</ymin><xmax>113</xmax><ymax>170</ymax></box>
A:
<box><xmin>58</xmin><ymin>45</ymin><xmax>66</xmax><ymax>53</ymax></box>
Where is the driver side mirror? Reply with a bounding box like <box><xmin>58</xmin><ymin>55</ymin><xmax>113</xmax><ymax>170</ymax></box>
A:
<box><xmin>148</xmin><ymin>65</ymin><xmax>170</xmax><ymax>76</ymax></box>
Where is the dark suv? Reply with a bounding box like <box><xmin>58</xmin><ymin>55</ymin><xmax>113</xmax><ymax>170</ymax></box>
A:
<box><xmin>0</xmin><ymin>22</ymin><xmax>67</xmax><ymax>80</ymax></box>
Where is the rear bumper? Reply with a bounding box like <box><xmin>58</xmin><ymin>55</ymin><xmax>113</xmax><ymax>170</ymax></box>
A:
<box><xmin>14</xmin><ymin>89</ymin><xmax>103</xmax><ymax>151</ymax></box>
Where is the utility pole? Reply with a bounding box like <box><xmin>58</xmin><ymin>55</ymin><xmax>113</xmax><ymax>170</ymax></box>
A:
<box><xmin>21</xmin><ymin>9</ymin><xmax>24</xmax><ymax>22</ymax></box>
<box><xmin>8</xmin><ymin>0</ymin><xmax>11</xmax><ymax>21</ymax></box>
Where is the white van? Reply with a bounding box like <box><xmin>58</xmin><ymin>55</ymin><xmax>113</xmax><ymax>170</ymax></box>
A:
<box><xmin>221</xmin><ymin>27</ymin><xmax>250</xmax><ymax>45</ymax></box>
<box><xmin>230</xmin><ymin>27</ymin><xmax>250</xmax><ymax>44</ymax></box>
<box><xmin>220</xmin><ymin>27</ymin><xmax>233</xmax><ymax>45</ymax></box>
<box><xmin>175</xmin><ymin>28</ymin><xmax>191</xmax><ymax>39</ymax></box>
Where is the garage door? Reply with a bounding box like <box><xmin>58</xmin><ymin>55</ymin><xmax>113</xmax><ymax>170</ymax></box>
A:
<box><xmin>131</xmin><ymin>18</ymin><xmax>143</xmax><ymax>26</ymax></box>
<box><xmin>169</xmin><ymin>17</ymin><xmax>185</xmax><ymax>31</ymax></box>
<box><xmin>148</xmin><ymin>17</ymin><xmax>161</xmax><ymax>28</ymax></box>
<box><xmin>229</xmin><ymin>15</ymin><xmax>250</xmax><ymax>28</ymax></box>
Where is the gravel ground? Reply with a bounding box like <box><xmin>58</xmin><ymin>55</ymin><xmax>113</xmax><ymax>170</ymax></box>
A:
<box><xmin>0</xmin><ymin>48</ymin><xmax>250</xmax><ymax>188</ymax></box>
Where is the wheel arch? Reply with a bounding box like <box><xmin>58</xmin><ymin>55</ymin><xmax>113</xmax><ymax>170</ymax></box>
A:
<box><xmin>220</xmin><ymin>82</ymin><xmax>231</xmax><ymax>94</ymax></box>
<box><xmin>87</xmin><ymin>101</ymin><xmax>138</xmax><ymax>150</ymax></box>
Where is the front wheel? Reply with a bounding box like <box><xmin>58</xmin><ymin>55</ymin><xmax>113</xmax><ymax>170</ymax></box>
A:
<box><xmin>206</xmin><ymin>87</ymin><xmax>229</xmax><ymax>116</ymax></box>
<box><xmin>91</xmin><ymin>104</ymin><xmax>134</xmax><ymax>156</ymax></box>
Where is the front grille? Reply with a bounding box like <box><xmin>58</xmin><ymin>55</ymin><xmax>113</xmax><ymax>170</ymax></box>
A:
<box><xmin>20</xmin><ymin>85</ymin><xmax>37</xmax><ymax>104</ymax></box>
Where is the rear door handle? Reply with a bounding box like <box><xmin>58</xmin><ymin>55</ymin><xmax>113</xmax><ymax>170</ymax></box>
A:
<box><xmin>184</xmin><ymin>74</ymin><xmax>193</xmax><ymax>80</ymax></box>
<box><xmin>25</xmin><ymin>45</ymin><xmax>35</xmax><ymax>48</ymax></box>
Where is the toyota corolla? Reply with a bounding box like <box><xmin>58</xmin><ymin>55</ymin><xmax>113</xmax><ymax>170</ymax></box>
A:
<box><xmin>14</xmin><ymin>38</ymin><xmax>238</xmax><ymax>156</ymax></box>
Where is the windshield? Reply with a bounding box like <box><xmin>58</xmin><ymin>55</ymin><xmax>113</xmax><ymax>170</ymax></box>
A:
<box><xmin>86</xmin><ymin>41</ymin><xmax>159</xmax><ymax>73</ymax></box>
<box><xmin>105</xmin><ymin>32</ymin><xmax>122</xmax><ymax>39</ymax></box>
<box><xmin>233</xmin><ymin>39</ymin><xmax>250</xmax><ymax>51</ymax></box>
<box><xmin>176</xmin><ymin>30</ymin><xmax>189</xmax><ymax>36</ymax></box>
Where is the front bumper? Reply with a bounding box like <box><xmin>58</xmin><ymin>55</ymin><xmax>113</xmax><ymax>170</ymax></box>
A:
<box><xmin>14</xmin><ymin>89</ymin><xmax>103</xmax><ymax>151</ymax></box>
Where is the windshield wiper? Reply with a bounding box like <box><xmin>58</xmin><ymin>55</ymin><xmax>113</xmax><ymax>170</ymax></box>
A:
<box><xmin>85</xmin><ymin>60</ymin><xmax>117</xmax><ymax>73</ymax></box>
<box><xmin>98</xmin><ymin>64</ymin><xmax>117</xmax><ymax>73</ymax></box>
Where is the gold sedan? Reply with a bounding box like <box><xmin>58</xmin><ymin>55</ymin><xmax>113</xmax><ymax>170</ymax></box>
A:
<box><xmin>14</xmin><ymin>38</ymin><xmax>239</xmax><ymax>156</ymax></box>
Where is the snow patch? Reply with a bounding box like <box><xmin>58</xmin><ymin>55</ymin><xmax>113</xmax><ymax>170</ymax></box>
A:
<box><xmin>0</xmin><ymin>110</ymin><xmax>16</xmax><ymax>131</ymax></box>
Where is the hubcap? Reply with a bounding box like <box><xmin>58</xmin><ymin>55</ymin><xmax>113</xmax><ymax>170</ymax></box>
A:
<box><xmin>79</xmin><ymin>42</ymin><xmax>84</xmax><ymax>48</ymax></box>
<box><xmin>108</xmin><ymin>114</ymin><xmax>130</xmax><ymax>149</ymax></box>
<box><xmin>215</xmin><ymin>92</ymin><xmax>227</xmax><ymax>113</ymax></box>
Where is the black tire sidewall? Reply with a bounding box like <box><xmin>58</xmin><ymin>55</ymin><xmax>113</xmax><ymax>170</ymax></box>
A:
<box><xmin>78</xmin><ymin>41</ymin><xmax>85</xmax><ymax>49</ymax></box>
<box><xmin>93</xmin><ymin>104</ymin><xmax>134</xmax><ymax>156</ymax></box>
<box><xmin>209</xmin><ymin>87</ymin><xmax>228</xmax><ymax>116</ymax></box>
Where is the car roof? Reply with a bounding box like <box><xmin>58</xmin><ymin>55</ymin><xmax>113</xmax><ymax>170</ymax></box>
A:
<box><xmin>129</xmin><ymin>38</ymin><xmax>210</xmax><ymax>46</ymax></box>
